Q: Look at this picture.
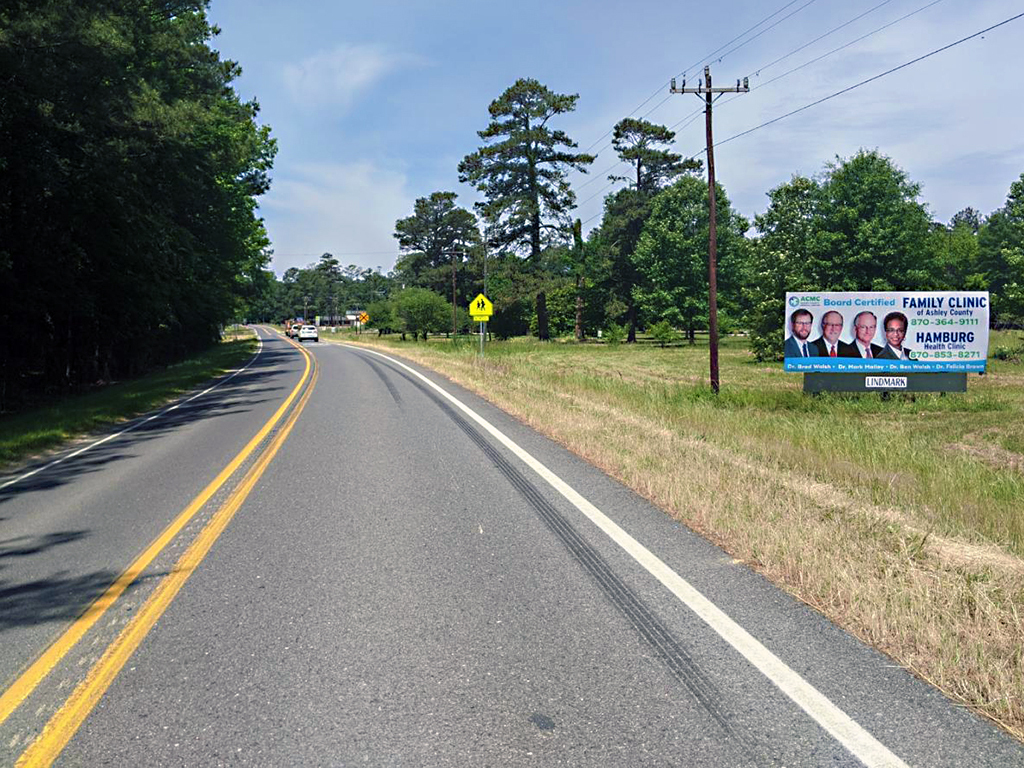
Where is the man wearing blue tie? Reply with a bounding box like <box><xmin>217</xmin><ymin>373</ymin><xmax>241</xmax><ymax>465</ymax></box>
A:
<box><xmin>784</xmin><ymin>309</ymin><xmax>815</xmax><ymax>358</ymax></box>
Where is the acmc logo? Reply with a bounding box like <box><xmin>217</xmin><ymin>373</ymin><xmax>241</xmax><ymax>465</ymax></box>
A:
<box><xmin>788</xmin><ymin>295</ymin><xmax>800</xmax><ymax>307</ymax></box>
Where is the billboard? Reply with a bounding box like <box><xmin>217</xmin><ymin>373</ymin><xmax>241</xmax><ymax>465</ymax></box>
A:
<box><xmin>784</xmin><ymin>292</ymin><xmax>990</xmax><ymax>373</ymax></box>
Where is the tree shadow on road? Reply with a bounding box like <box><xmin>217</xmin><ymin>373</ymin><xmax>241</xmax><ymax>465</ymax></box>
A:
<box><xmin>0</xmin><ymin>530</ymin><xmax>89</xmax><ymax>562</ymax></box>
<box><xmin>0</xmin><ymin>356</ymin><xmax>290</xmax><ymax>505</ymax></box>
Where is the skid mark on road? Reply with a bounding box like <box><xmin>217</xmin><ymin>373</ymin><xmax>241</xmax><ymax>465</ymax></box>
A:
<box><xmin>376</xmin><ymin>360</ymin><xmax>769</xmax><ymax>767</ymax></box>
<box><xmin>346</xmin><ymin>345</ymin><xmax>910</xmax><ymax>768</ymax></box>
<box><xmin>361</xmin><ymin>355</ymin><xmax>403</xmax><ymax>406</ymax></box>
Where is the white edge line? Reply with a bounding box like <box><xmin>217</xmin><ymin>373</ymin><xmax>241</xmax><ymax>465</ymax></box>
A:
<box><xmin>0</xmin><ymin>331</ymin><xmax>265</xmax><ymax>492</ymax></box>
<box><xmin>347</xmin><ymin>344</ymin><xmax>909</xmax><ymax>768</ymax></box>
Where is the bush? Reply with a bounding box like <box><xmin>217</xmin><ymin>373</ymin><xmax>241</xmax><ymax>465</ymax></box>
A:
<box><xmin>648</xmin><ymin>320</ymin><xmax>679</xmax><ymax>348</ymax></box>
<box><xmin>603</xmin><ymin>323</ymin><xmax>626</xmax><ymax>345</ymax></box>
<box><xmin>749</xmin><ymin>326</ymin><xmax>784</xmax><ymax>362</ymax></box>
<box><xmin>992</xmin><ymin>344</ymin><xmax>1024</xmax><ymax>362</ymax></box>
<box><xmin>393</xmin><ymin>287</ymin><xmax>450</xmax><ymax>340</ymax></box>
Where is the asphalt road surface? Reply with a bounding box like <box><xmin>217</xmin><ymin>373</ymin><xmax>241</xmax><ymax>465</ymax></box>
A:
<box><xmin>1</xmin><ymin>328</ymin><xmax>1021</xmax><ymax>766</ymax></box>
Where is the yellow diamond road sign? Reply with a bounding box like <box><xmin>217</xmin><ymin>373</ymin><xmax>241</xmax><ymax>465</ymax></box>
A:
<box><xmin>469</xmin><ymin>293</ymin><xmax>493</xmax><ymax>320</ymax></box>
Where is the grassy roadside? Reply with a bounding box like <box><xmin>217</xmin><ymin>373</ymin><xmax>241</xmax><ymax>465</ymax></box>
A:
<box><xmin>0</xmin><ymin>327</ymin><xmax>258</xmax><ymax>469</ymax></box>
<box><xmin>326</xmin><ymin>328</ymin><xmax>1024</xmax><ymax>741</ymax></box>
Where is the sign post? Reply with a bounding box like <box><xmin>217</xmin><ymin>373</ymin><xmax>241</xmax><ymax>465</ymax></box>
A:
<box><xmin>468</xmin><ymin>293</ymin><xmax>493</xmax><ymax>356</ymax></box>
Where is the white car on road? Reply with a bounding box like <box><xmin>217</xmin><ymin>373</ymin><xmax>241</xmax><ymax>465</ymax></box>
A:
<box><xmin>298</xmin><ymin>324</ymin><xmax>319</xmax><ymax>342</ymax></box>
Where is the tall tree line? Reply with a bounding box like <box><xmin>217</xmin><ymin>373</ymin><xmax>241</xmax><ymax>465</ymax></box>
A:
<box><xmin>258</xmin><ymin>76</ymin><xmax>1024</xmax><ymax>354</ymax></box>
<box><xmin>0</xmin><ymin>0</ymin><xmax>275</xmax><ymax>410</ymax></box>
<box><xmin>380</xmin><ymin>76</ymin><xmax>1024</xmax><ymax>350</ymax></box>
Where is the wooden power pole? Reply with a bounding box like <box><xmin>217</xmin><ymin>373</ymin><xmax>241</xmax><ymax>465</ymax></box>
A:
<box><xmin>670</xmin><ymin>66</ymin><xmax>747</xmax><ymax>394</ymax></box>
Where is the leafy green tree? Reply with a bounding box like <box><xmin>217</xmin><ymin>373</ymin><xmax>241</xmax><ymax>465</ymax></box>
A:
<box><xmin>239</xmin><ymin>269</ymin><xmax>283</xmax><ymax>323</ymax></box>
<box><xmin>394</xmin><ymin>191</ymin><xmax>480</xmax><ymax>307</ymax></box>
<box><xmin>745</xmin><ymin>176</ymin><xmax>820</xmax><ymax>360</ymax></box>
<box><xmin>805</xmin><ymin>150</ymin><xmax>932</xmax><ymax>292</ymax></box>
<box><xmin>603</xmin><ymin>322</ymin><xmax>626</xmax><ymax>345</ymax></box>
<box><xmin>594</xmin><ymin>189</ymin><xmax>650</xmax><ymax>341</ymax></box>
<box><xmin>632</xmin><ymin>176</ymin><xmax>748</xmax><ymax>342</ymax></box>
<box><xmin>366</xmin><ymin>299</ymin><xmax>397</xmax><ymax>335</ymax></box>
<box><xmin>568</xmin><ymin>219</ymin><xmax>609</xmax><ymax>341</ymax></box>
<box><xmin>0</xmin><ymin>0</ymin><xmax>274</xmax><ymax>408</ymax></box>
<box><xmin>352</xmin><ymin>268</ymin><xmax>394</xmax><ymax>310</ymax></box>
<box><xmin>978</xmin><ymin>173</ymin><xmax>1024</xmax><ymax>325</ymax></box>
<box><xmin>393</xmin><ymin>287</ymin><xmax>450</xmax><ymax>340</ymax></box>
<box><xmin>609</xmin><ymin>118</ymin><xmax>700</xmax><ymax>193</ymax></box>
<box><xmin>597</xmin><ymin>119</ymin><xmax>700</xmax><ymax>341</ymax></box>
<box><xmin>458</xmin><ymin>78</ymin><xmax>594</xmax><ymax>340</ymax></box>
<box><xmin>744</xmin><ymin>151</ymin><xmax>935</xmax><ymax>359</ymax></box>
<box><xmin>950</xmin><ymin>207</ymin><xmax>981</xmax><ymax>233</ymax></box>
<box><xmin>528</xmin><ymin>272</ymin><xmax>606</xmax><ymax>339</ymax></box>
<box><xmin>926</xmin><ymin>220</ymin><xmax>983</xmax><ymax>292</ymax></box>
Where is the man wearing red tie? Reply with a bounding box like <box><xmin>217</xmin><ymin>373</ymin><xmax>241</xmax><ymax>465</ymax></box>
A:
<box><xmin>840</xmin><ymin>310</ymin><xmax>884</xmax><ymax>358</ymax></box>
<box><xmin>812</xmin><ymin>311</ymin><xmax>844</xmax><ymax>358</ymax></box>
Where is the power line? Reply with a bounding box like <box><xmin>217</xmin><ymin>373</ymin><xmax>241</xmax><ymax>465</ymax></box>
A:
<box><xmin>624</xmin><ymin>0</ymin><xmax>815</xmax><ymax>142</ymax></box>
<box><xmin>749</xmin><ymin>0</ymin><xmax>947</xmax><ymax>91</ymax></box>
<box><xmin>575</xmin><ymin>159</ymin><xmax>629</xmax><ymax>191</ymax></box>
<box><xmin>578</xmin><ymin>0</ymin><xmax>813</xmax><ymax>156</ymax></box>
<box><xmin>583</xmin><ymin>4</ymin><xmax>985</xmax><ymax>228</ymax></box>
<box><xmin>682</xmin><ymin>0</ymin><xmax>948</xmax><ymax>127</ymax></box>
<box><xmin>713</xmin><ymin>10</ymin><xmax>1024</xmax><ymax>151</ymax></box>
<box><xmin>588</xmin><ymin>6</ymin><xmax>999</xmax><ymax>227</ymax></box>
<box><xmin>670</xmin><ymin>105</ymin><xmax>705</xmax><ymax>133</ymax></box>
<box><xmin>578</xmin><ymin>0</ymin><xmax>890</xmax><ymax>170</ymax></box>
<box><xmin>676</xmin><ymin>0</ymin><xmax>940</xmax><ymax>129</ymax></box>
<box><xmin>581</xmin><ymin>2</ymin><xmax>940</xmax><ymax>224</ymax></box>
<box><xmin>577</xmin><ymin>177</ymin><xmax>621</xmax><ymax>208</ymax></box>
<box><xmin>578</xmin><ymin>2</ymin><xmax>982</xmax><ymax>231</ymax></box>
<box><xmin>707</xmin><ymin>0</ymin><xmax>818</xmax><ymax>67</ymax></box>
<box><xmin>744</xmin><ymin>0</ymin><xmax>897</xmax><ymax>78</ymax></box>
<box><xmin>674</xmin><ymin>0</ymin><xmax>811</xmax><ymax>81</ymax></box>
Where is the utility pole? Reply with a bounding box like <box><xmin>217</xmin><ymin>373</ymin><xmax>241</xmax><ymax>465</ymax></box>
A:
<box><xmin>572</xmin><ymin>219</ymin><xmax>584</xmax><ymax>343</ymax></box>
<box><xmin>443</xmin><ymin>250</ymin><xmax>465</xmax><ymax>338</ymax></box>
<box><xmin>670</xmin><ymin>66</ymin><xmax>748</xmax><ymax>394</ymax></box>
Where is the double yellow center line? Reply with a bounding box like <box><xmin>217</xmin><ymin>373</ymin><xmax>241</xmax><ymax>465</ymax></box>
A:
<box><xmin>3</xmin><ymin>330</ymin><xmax>316</xmax><ymax>766</ymax></box>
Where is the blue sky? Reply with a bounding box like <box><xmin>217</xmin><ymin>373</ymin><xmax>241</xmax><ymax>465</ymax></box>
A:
<box><xmin>206</xmin><ymin>0</ymin><xmax>1024</xmax><ymax>276</ymax></box>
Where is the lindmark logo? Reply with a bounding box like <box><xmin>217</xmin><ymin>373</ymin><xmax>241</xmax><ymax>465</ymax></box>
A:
<box><xmin>865</xmin><ymin>376</ymin><xmax>907</xmax><ymax>389</ymax></box>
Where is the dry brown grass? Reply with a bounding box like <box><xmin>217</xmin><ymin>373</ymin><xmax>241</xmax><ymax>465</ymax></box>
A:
<box><xmin>329</xmin><ymin>332</ymin><xmax>1024</xmax><ymax>740</ymax></box>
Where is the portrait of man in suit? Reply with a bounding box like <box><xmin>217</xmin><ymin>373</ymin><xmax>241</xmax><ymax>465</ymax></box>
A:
<box><xmin>877</xmin><ymin>311</ymin><xmax>913</xmax><ymax>359</ymax></box>
<box><xmin>812</xmin><ymin>310</ymin><xmax>844</xmax><ymax>357</ymax></box>
<box><xmin>840</xmin><ymin>310</ymin><xmax>884</xmax><ymax>358</ymax></box>
<box><xmin>784</xmin><ymin>308</ymin><xmax>815</xmax><ymax>357</ymax></box>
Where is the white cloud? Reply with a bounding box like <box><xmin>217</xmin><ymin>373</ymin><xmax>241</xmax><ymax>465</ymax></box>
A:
<box><xmin>282</xmin><ymin>44</ymin><xmax>420</xmax><ymax>108</ymax></box>
<box><xmin>260</xmin><ymin>161</ymin><xmax>412</xmax><ymax>275</ymax></box>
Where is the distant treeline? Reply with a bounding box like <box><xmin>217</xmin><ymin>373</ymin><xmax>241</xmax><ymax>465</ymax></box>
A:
<box><xmin>257</xmin><ymin>79</ymin><xmax>1023</xmax><ymax>356</ymax></box>
<box><xmin>0</xmin><ymin>0</ymin><xmax>274</xmax><ymax>411</ymax></box>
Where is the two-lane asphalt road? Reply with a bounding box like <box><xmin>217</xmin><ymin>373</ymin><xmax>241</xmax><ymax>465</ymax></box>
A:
<box><xmin>1</xmin><ymin>329</ymin><xmax>1021</xmax><ymax>766</ymax></box>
